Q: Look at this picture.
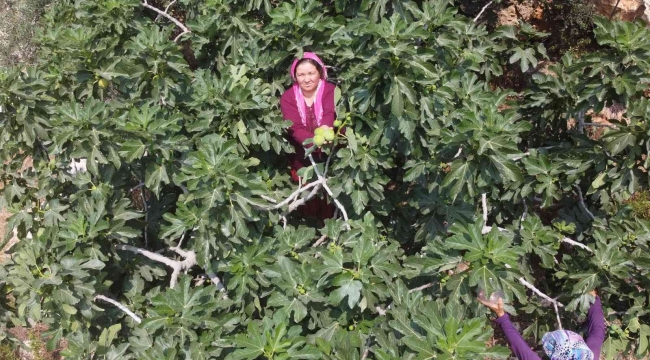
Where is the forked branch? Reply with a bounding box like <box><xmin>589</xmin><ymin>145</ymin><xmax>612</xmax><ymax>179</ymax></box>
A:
<box><xmin>308</xmin><ymin>154</ymin><xmax>350</xmax><ymax>230</ymax></box>
<box><xmin>142</xmin><ymin>0</ymin><xmax>191</xmax><ymax>42</ymax></box>
<box><xmin>117</xmin><ymin>244</ymin><xmax>228</xmax><ymax>291</ymax></box>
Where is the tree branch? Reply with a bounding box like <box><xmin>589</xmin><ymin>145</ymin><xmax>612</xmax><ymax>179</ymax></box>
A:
<box><xmin>408</xmin><ymin>283</ymin><xmax>434</xmax><ymax>293</ymax></box>
<box><xmin>576</xmin><ymin>110</ymin><xmax>586</xmax><ymax>135</ymax></box>
<box><xmin>142</xmin><ymin>0</ymin><xmax>191</xmax><ymax>42</ymax></box>
<box><xmin>583</xmin><ymin>123</ymin><xmax>616</xmax><ymax>128</ymax></box>
<box><xmin>574</xmin><ymin>185</ymin><xmax>596</xmax><ymax>221</ymax></box>
<box><xmin>312</xmin><ymin>234</ymin><xmax>328</xmax><ymax>247</ymax></box>
<box><xmin>481</xmin><ymin>193</ymin><xmax>488</xmax><ymax>224</ymax></box>
<box><xmin>95</xmin><ymin>295</ymin><xmax>142</xmax><ymax>324</ymax></box>
<box><xmin>285</xmin><ymin>183</ymin><xmax>323</xmax><ymax>214</ymax></box>
<box><xmin>560</xmin><ymin>237</ymin><xmax>593</xmax><ymax>253</ymax></box>
<box><xmin>474</xmin><ymin>1</ymin><xmax>494</xmax><ymax>22</ymax></box>
<box><xmin>245</xmin><ymin>180</ymin><xmax>324</xmax><ymax>211</ymax></box>
<box><xmin>117</xmin><ymin>244</ymin><xmax>196</xmax><ymax>288</ymax></box>
<box><xmin>308</xmin><ymin>154</ymin><xmax>350</xmax><ymax>230</ymax></box>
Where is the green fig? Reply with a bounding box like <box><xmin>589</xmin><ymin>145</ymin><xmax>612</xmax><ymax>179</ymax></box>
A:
<box><xmin>313</xmin><ymin>135</ymin><xmax>325</xmax><ymax>146</ymax></box>
<box><xmin>324</xmin><ymin>129</ymin><xmax>335</xmax><ymax>141</ymax></box>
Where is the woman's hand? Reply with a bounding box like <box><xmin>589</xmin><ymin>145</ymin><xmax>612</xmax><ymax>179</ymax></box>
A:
<box><xmin>588</xmin><ymin>289</ymin><xmax>597</xmax><ymax>297</ymax></box>
<box><xmin>477</xmin><ymin>290</ymin><xmax>506</xmax><ymax>318</ymax></box>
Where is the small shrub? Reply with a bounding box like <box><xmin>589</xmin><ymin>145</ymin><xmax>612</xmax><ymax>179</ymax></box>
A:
<box><xmin>625</xmin><ymin>190</ymin><xmax>650</xmax><ymax>220</ymax></box>
<box><xmin>0</xmin><ymin>342</ymin><xmax>16</xmax><ymax>360</ymax></box>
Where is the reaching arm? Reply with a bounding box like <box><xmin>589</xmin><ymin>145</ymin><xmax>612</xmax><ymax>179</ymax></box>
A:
<box><xmin>495</xmin><ymin>314</ymin><xmax>542</xmax><ymax>360</ymax></box>
<box><xmin>584</xmin><ymin>296</ymin><xmax>605</xmax><ymax>357</ymax></box>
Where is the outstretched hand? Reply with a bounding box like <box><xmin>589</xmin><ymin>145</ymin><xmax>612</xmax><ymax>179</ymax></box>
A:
<box><xmin>477</xmin><ymin>290</ymin><xmax>506</xmax><ymax>318</ymax></box>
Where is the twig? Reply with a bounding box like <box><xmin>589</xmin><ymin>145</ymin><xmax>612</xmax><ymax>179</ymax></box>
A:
<box><xmin>312</xmin><ymin>234</ymin><xmax>328</xmax><ymax>247</ymax></box>
<box><xmin>554</xmin><ymin>301</ymin><xmax>563</xmax><ymax>330</ymax></box>
<box><xmin>142</xmin><ymin>0</ymin><xmax>191</xmax><ymax>42</ymax></box>
<box><xmin>245</xmin><ymin>180</ymin><xmax>324</xmax><ymax>211</ymax></box>
<box><xmin>574</xmin><ymin>185</ymin><xmax>595</xmax><ymax>221</ymax></box>
<box><xmin>163</xmin><ymin>0</ymin><xmax>177</xmax><ymax>13</ymax></box>
<box><xmin>376</xmin><ymin>282</ymin><xmax>435</xmax><ymax>316</ymax></box>
<box><xmin>95</xmin><ymin>295</ymin><xmax>142</xmax><ymax>324</ymax></box>
<box><xmin>481</xmin><ymin>193</ymin><xmax>488</xmax><ymax>224</ymax></box>
<box><xmin>583</xmin><ymin>123</ymin><xmax>616</xmax><ymax>128</ymax></box>
<box><xmin>206</xmin><ymin>272</ymin><xmax>227</xmax><ymax>294</ymax></box>
<box><xmin>504</xmin><ymin>264</ymin><xmax>564</xmax><ymax>307</ymax></box>
<box><xmin>576</xmin><ymin>110</ymin><xmax>586</xmax><ymax>135</ymax></box>
<box><xmin>560</xmin><ymin>237</ymin><xmax>593</xmax><ymax>253</ymax></box>
<box><xmin>609</xmin><ymin>0</ymin><xmax>622</xmax><ymax>19</ymax></box>
<box><xmin>285</xmin><ymin>183</ymin><xmax>323</xmax><ymax>213</ymax></box>
<box><xmin>140</xmin><ymin>185</ymin><xmax>149</xmax><ymax>247</ymax></box>
<box><xmin>128</xmin><ymin>182</ymin><xmax>145</xmax><ymax>194</ymax></box>
<box><xmin>117</xmin><ymin>244</ymin><xmax>197</xmax><ymax>289</ymax></box>
<box><xmin>408</xmin><ymin>283</ymin><xmax>434</xmax><ymax>293</ymax></box>
<box><xmin>474</xmin><ymin>1</ymin><xmax>494</xmax><ymax>22</ymax></box>
<box><xmin>360</xmin><ymin>336</ymin><xmax>372</xmax><ymax>360</ymax></box>
<box><xmin>324</xmin><ymin>145</ymin><xmax>337</xmax><ymax>177</ymax></box>
<box><xmin>308</xmin><ymin>154</ymin><xmax>350</xmax><ymax>230</ymax></box>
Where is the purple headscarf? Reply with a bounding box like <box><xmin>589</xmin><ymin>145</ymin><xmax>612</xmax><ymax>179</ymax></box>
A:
<box><xmin>290</xmin><ymin>52</ymin><xmax>328</xmax><ymax>127</ymax></box>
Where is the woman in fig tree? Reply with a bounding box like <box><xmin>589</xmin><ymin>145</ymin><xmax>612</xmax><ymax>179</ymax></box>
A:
<box><xmin>280</xmin><ymin>52</ymin><xmax>338</xmax><ymax>220</ymax></box>
<box><xmin>478</xmin><ymin>290</ymin><xmax>605</xmax><ymax>360</ymax></box>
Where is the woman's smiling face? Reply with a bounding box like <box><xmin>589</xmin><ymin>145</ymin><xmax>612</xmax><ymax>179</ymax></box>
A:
<box><xmin>295</xmin><ymin>62</ymin><xmax>321</xmax><ymax>93</ymax></box>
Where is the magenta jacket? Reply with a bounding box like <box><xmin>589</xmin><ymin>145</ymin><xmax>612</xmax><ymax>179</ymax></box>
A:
<box><xmin>494</xmin><ymin>297</ymin><xmax>606</xmax><ymax>359</ymax></box>
<box><xmin>280</xmin><ymin>81</ymin><xmax>337</xmax><ymax>170</ymax></box>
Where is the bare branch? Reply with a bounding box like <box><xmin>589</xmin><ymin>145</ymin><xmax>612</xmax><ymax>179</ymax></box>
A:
<box><xmin>560</xmin><ymin>237</ymin><xmax>593</xmax><ymax>253</ymax></box>
<box><xmin>163</xmin><ymin>0</ymin><xmax>177</xmax><ymax>13</ymax></box>
<box><xmin>408</xmin><ymin>283</ymin><xmax>434</xmax><ymax>293</ymax></box>
<box><xmin>308</xmin><ymin>154</ymin><xmax>350</xmax><ymax>230</ymax></box>
<box><xmin>142</xmin><ymin>0</ymin><xmax>191</xmax><ymax>41</ymax></box>
<box><xmin>504</xmin><ymin>264</ymin><xmax>564</xmax><ymax>307</ymax></box>
<box><xmin>286</xmin><ymin>183</ymin><xmax>323</xmax><ymax>213</ymax></box>
<box><xmin>247</xmin><ymin>179</ymin><xmax>324</xmax><ymax>211</ymax></box>
<box><xmin>574</xmin><ymin>185</ymin><xmax>595</xmax><ymax>221</ymax></box>
<box><xmin>481</xmin><ymin>193</ymin><xmax>488</xmax><ymax>224</ymax></box>
<box><xmin>324</xmin><ymin>145</ymin><xmax>337</xmax><ymax>177</ymax></box>
<box><xmin>554</xmin><ymin>301</ymin><xmax>563</xmax><ymax>330</ymax></box>
<box><xmin>474</xmin><ymin>1</ymin><xmax>494</xmax><ymax>22</ymax></box>
<box><xmin>117</xmin><ymin>244</ymin><xmax>196</xmax><ymax>288</ymax></box>
<box><xmin>260</xmin><ymin>195</ymin><xmax>278</xmax><ymax>204</ymax></box>
<box><xmin>576</xmin><ymin>110</ymin><xmax>586</xmax><ymax>135</ymax></box>
<box><xmin>95</xmin><ymin>295</ymin><xmax>142</xmax><ymax>324</ymax></box>
<box><xmin>584</xmin><ymin>123</ymin><xmax>616</xmax><ymax>128</ymax></box>
<box><xmin>312</xmin><ymin>234</ymin><xmax>328</xmax><ymax>247</ymax></box>
<box><xmin>128</xmin><ymin>182</ymin><xmax>145</xmax><ymax>194</ymax></box>
<box><xmin>140</xmin><ymin>185</ymin><xmax>149</xmax><ymax>247</ymax></box>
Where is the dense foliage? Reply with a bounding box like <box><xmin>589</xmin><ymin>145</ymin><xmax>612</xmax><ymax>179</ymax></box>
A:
<box><xmin>1</xmin><ymin>0</ymin><xmax>650</xmax><ymax>358</ymax></box>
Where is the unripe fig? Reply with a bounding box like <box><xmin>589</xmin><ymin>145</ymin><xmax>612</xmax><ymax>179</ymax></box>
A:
<box><xmin>313</xmin><ymin>135</ymin><xmax>325</xmax><ymax>146</ymax></box>
<box><xmin>324</xmin><ymin>129</ymin><xmax>335</xmax><ymax>141</ymax></box>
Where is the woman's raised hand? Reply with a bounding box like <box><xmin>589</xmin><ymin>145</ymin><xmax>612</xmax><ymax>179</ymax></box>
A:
<box><xmin>477</xmin><ymin>289</ymin><xmax>506</xmax><ymax>318</ymax></box>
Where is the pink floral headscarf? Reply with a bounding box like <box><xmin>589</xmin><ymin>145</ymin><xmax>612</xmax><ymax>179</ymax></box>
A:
<box><xmin>290</xmin><ymin>52</ymin><xmax>328</xmax><ymax>127</ymax></box>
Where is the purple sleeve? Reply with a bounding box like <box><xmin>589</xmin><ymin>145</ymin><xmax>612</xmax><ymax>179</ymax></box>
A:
<box><xmin>280</xmin><ymin>88</ymin><xmax>313</xmax><ymax>146</ymax></box>
<box><xmin>584</xmin><ymin>296</ymin><xmax>605</xmax><ymax>357</ymax></box>
<box><xmin>494</xmin><ymin>314</ymin><xmax>542</xmax><ymax>360</ymax></box>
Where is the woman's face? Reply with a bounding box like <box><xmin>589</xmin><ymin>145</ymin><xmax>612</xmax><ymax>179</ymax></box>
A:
<box><xmin>295</xmin><ymin>62</ymin><xmax>321</xmax><ymax>94</ymax></box>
